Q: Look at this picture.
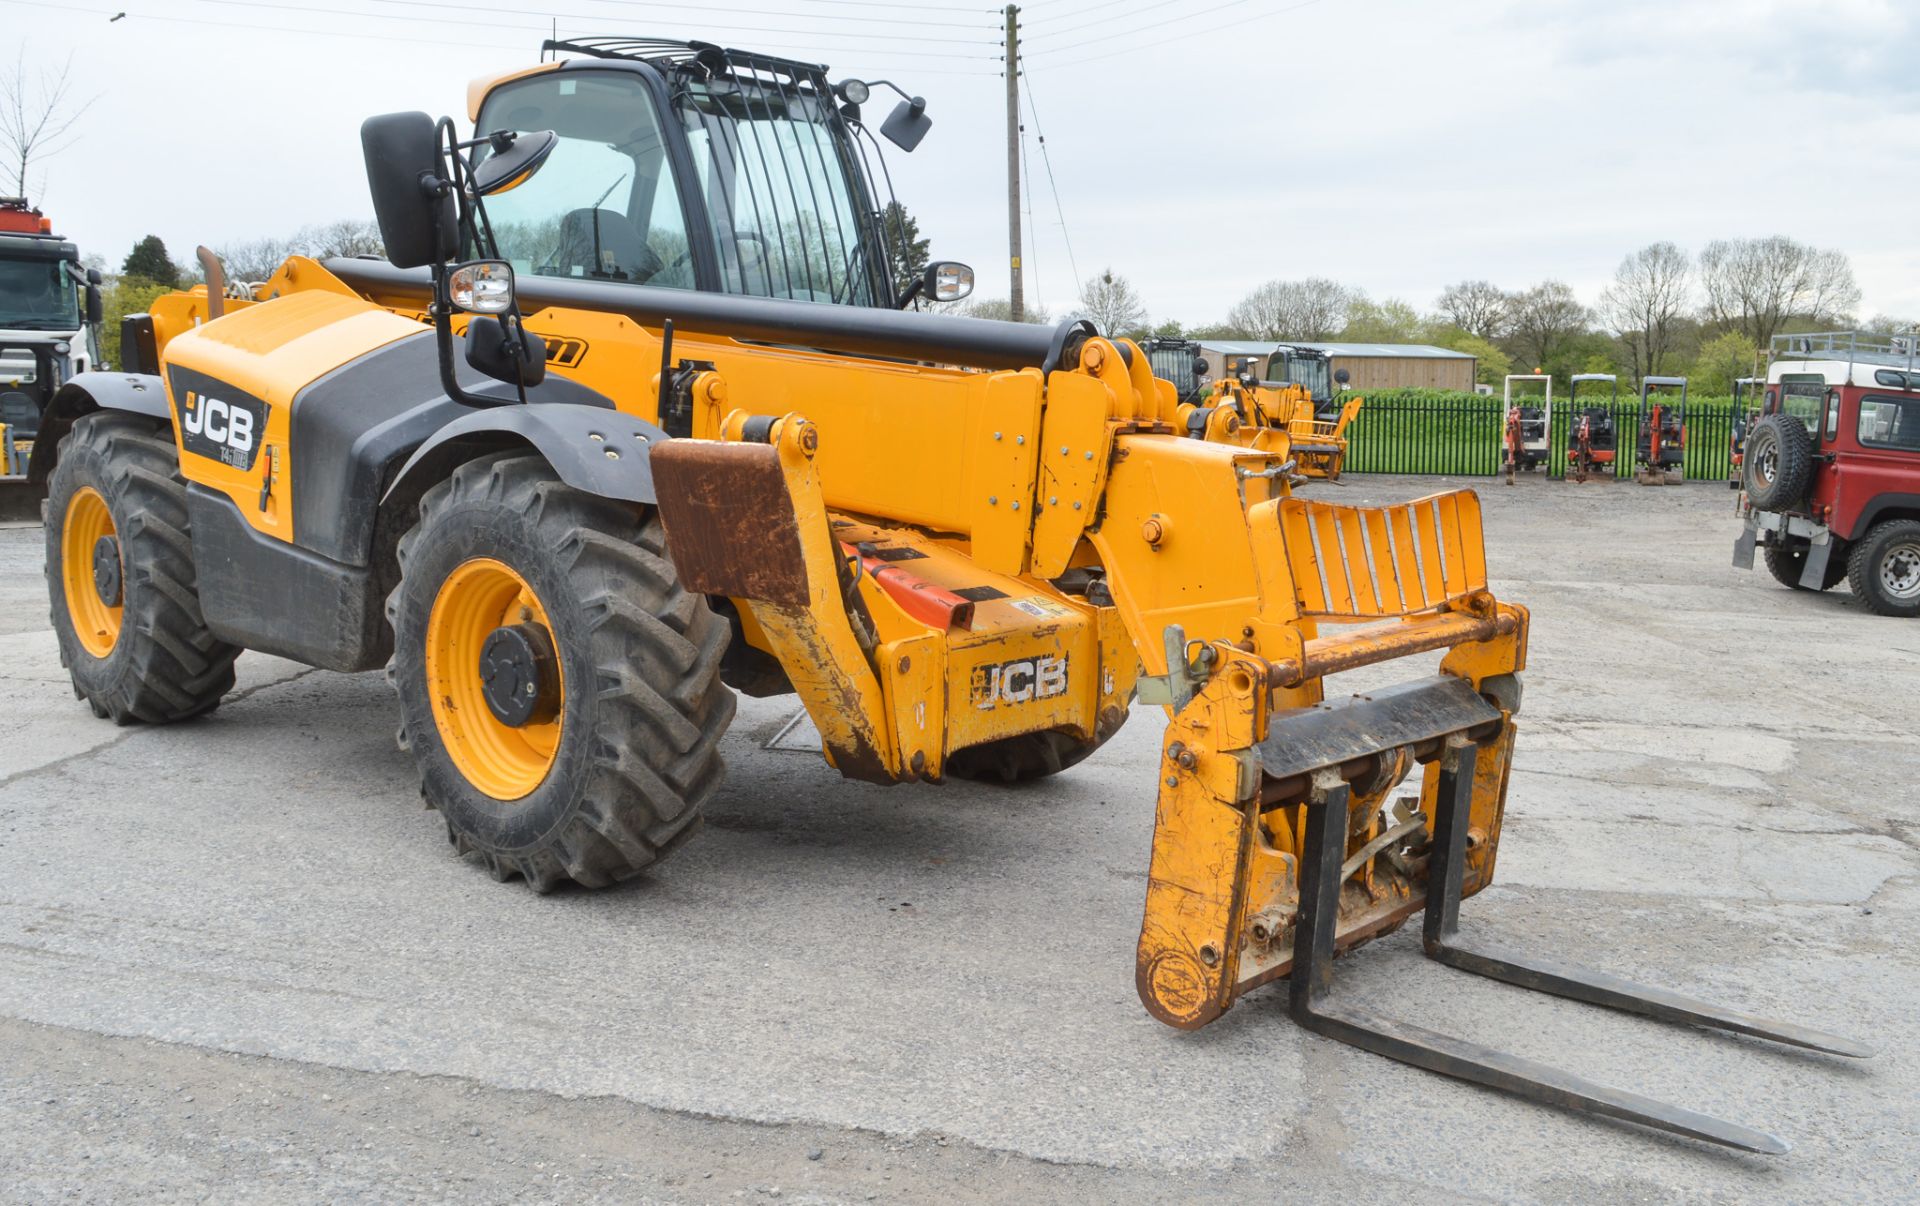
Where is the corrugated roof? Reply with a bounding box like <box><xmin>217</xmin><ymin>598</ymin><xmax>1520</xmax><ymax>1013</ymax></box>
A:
<box><xmin>1196</xmin><ymin>340</ymin><xmax>1476</xmax><ymax>360</ymax></box>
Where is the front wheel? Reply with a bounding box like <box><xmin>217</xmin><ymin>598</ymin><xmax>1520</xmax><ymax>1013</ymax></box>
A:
<box><xmin>1846</xmin><ymin>520</ymin><xmax>1920</xmax><ymax>618</ymax></box>
<box><xmin>43</xmin><ymin>412</ymin><xmax>240</xmax><ymax>724</ymax></box>
<box><xmin>387</xmin><ymin>452</ymin><xmax>735</xmax><ymax>890</ymax></box>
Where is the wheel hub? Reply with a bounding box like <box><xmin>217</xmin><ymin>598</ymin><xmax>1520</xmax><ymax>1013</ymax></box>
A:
<box><xmin>91</xmin><ymin>534</ymin><xmax>122</xmax><ymax>606</ymax></box>
<box><xmin>478</xmin><ymin>622</ymin><xmax>559</xmax><ymax>727</ymax></box>
<box><xmin>1882</xmin><ymin>543</ymin><xmax>1920</xmax><ymax>600</ymax></box>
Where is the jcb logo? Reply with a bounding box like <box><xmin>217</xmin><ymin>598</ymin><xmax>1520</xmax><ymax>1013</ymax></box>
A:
<box><xmin>182</xmin><ymin>393</ymin><xmax>255</xmax><ymax>453</ymax></box>
<box><xmin>971</xmin><ymin>655</ymin><xmax>1069</xmax><ymax>710</ymax></box>
<box><xmin>169</xmin><ymin>368</ymin><xmax>269</xmax><ymax>471</ymax></box>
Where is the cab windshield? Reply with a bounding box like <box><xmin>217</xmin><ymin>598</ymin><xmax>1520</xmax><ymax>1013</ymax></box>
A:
<box><xmin>1270</xmin><ymin>351</ymin><xmax>1331</xmax><ymax>402</ymax></box>
<box><xmin>0</xmin><ymin>255</ymin><xmax>80</xmax><ymax>330</ymax></box>
<box><xmin>674</xmin><ymin>74</ymin><xmax>881</xmax><ymax>306</ymax></box>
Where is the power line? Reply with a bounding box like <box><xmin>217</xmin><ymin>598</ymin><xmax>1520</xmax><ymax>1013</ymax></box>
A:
<box><xmin>1020</xmin><ymin>69</ymin><xmax>1080</xmax><ymax>301</ymax></box>
<box><xmin>1035</xmin><ymin>0</ymin><xmax>1329</xmax><ymax>69</ymax></box>
<box><xmin>1023</xmin><ymin>0</ymin><xmax>1175</xmax><ymax>27</ymax></box>
<box><xmin>429</xmin><ymin>0</ymin><xmax>1000</xmax><ymax>29</ymax></box>
<box><xmin>1025</xmin><ymin>0</ymin><xmax>1261</xmax><ymax>57</ymax></box>
<box><xmin>177</xmin><ymin>0</ymin><xmax>1003</xmax><ymax>53</ymax></box>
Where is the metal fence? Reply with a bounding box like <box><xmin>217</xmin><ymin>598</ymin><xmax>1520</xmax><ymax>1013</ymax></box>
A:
<box><xmin>1342</xmin><ymin>391</ymin><xmax>1747</xmax><ymax>483</ymax></box>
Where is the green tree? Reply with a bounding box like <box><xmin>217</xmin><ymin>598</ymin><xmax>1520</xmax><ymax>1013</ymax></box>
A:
<box><xmin>1687</xmin><ymin>331</ymin><xmax>1760</xmax><ymax>396</ymax></box>
<box><xmin>100</xmin><ymin>275</ymin><xmax>174</xmax><ymax>368</ymax></box>
<box><xmin>880</xmin><ymin>201</ymin><xmax>929</xmax><ymax>288</ymax></box>
<box><xmin>1430</xmin><ymin>326</ymin><xmax>1511</xmax><ymax>386</ymax></box>
<box><xmin>1339</xmin><ymin>297</ymin><xmax>1424</xmax><ymax>343</ymax></box>
<box><xmin>121</xmin><ymin>235</ymin><xmax>178</xmax><ymax>288</ymax></box>
<box><xmin>1149</xmin><ymin>318</ymin><xmax>1186</xmax><ymax>340</ymax></box>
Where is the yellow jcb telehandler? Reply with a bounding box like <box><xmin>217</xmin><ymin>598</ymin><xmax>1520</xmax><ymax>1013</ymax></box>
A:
<box><xmin>1177</xmin><ymin>352</ymin><xmax>1363</xmax><ymax>479</ymax></box>
<box><xmin>30</xmin><ymin>36</ymin><xmax>1864</xmax><ymax>1152</ymax></box>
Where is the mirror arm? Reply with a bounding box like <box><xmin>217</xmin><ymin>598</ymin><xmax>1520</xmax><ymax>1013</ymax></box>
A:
<box><xmin>893</xmin><ymin>277</ymin><xmax>925</xmax><ymax>309</ymax></box>
<box><xmin>429</xmin><ymin>262</ymin><xmax>510</xmax><ymax>410</ymax></box>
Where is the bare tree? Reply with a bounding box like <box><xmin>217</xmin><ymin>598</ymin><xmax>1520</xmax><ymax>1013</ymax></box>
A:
<box><xmin>306</xmin><ymin>218</ymin><xmax>385</xmax><ymax>260</ymax></box>
<box><xmin>0</xmin><ymin>48</ymin><xmax>96</xmax><ymax>198</ymax></box>
<box><xmin>1075</xmin><ymin>267</ymin><xmax>1147</xmax><ymax>337</ymax></box>
<box><xmin>1226</xmin><ymin>278</ymin><xmax>1354</xmax><ymax>341</ymax></box>
<box><xmin>1599</xmin><ymin>242</ymin><xmax>1691</xmax><ymax>381</ymax></box>
<box><xmin>1505</xmin><ymin>280</ymin><xmax>1590</xmax><ymax>372</ymax></box>
<box><xmin>215</xmin><ymin>237</ymin><xmax>299</xmax><ymax>283</ymax></box>
<box><xmin>214</xmin><ymin>220</ymin><xmax>385</xmax><ymax>284</ymax></box>
<box><xmin>1435</xmin><ymin>280</ymin><xmax>1511</xmax><ymax>340</ymax></box>
<box><xmin>1699</xmin><ymin>235</ymin><xmax>1861</xmax><ymax>347</ymax></box>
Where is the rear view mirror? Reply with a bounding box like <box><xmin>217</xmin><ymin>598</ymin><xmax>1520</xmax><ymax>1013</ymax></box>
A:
<box><xmin>361</xmin><ymin>111</ymin><xmax>455</xmax><ymax>269</ymax></box>
<box><xmin>1334</xmin><ymin>368</ymin><xmax>1351</xmax><ymax>385</ymax></box>
<box><xmin>880</xmin><ymin>97</ymin><xmax>931</xmax><ymax>152</ymax></box>
<box><xmin>922</xmin><ymin>261</ymin><xmax>973</xmax><ymax>303</ymax></box>
<box><xmin>85</xmin><ymin>284</ymin><xmax>102</xmax><ymax>326</ymax></box>
<box><xmin>465</xmin><ymin>315</ymin><xmax>546</xmax><ymax>387</ymax></box>
<box><xmin>472</xmin><ymin>129</ymin><xmax>558</xmax><ymax>196</ymax></box>
<box><xmin>1192</xmin><ymin>357</ymin><xmax>1208</xmax><ymax>378</ymax></box>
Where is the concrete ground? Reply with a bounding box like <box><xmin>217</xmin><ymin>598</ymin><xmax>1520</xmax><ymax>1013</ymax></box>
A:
<box><xmin>1</xmin><ymin>473</ymin><xmax>1915</xmax><ymax>1204</ymax></box>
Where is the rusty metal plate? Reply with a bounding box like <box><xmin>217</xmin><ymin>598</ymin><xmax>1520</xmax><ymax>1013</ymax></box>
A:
<box><xmin>1259</xmin><ymin>676</ymin><xmax>1497</xmax><ymax>781</ymax></box>
<box><xmin>651</xmin><ymin>440</ymin><xmax>810</xmax><ymax>607</ymax></box>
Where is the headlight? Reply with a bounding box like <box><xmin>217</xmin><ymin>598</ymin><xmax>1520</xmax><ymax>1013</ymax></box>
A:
<box><xmin>449</xmin><ymin>260</ymin><xmax>516</xmax><ymax>314</ymax></box>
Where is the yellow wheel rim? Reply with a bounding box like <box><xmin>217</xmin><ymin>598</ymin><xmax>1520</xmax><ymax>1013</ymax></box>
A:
<box><xmin>425</xmin><ymin>557</ymin><xmax>566</xmax><ymax>801</ymax></box>
<box><xmin>62</xmin><ymin>486</ymin><xmax>122</xmax><ymax>658</ymax></box>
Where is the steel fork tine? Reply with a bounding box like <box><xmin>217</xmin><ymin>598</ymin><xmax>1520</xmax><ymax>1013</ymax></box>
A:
<box><xmin>1423</xmin><ymin>741</ymin><xmax>1873</xmax><ymax>1060</ymax></box>
<box><xmin>1290</xmin><ymin>761</ymin><xmax>1792</xmax><ymax>1155</ymax></box>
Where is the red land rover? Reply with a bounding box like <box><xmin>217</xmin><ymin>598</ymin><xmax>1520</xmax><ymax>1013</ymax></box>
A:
<box><xmin>1734</xmin><ymin>331</ymin><xmax>1920</xmax><ymax>617</ymax></box>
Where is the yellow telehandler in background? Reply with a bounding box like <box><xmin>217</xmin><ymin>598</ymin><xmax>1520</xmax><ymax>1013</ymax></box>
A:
<box><xmin>1178</xmin><ymin>352</ymin><xmax>1363</xmax><ymax>479</ymax></box>
<box><xmin>29</xmin><ymin>36</ymin><xmax>1863</xmax><ymax>1153</ymax></box>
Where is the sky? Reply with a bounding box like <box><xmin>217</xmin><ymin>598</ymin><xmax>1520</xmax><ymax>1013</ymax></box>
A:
<box><xmin>8</xmin><ymin>0</ymin><xmax>1920</xmax><ymax>327</ymax></box>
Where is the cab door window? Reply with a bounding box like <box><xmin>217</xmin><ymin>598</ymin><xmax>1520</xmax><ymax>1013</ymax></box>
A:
<box><xmin>475</xmin><ymin>71</ymin><xmax>696</xmax><ymax>291</ymax></box>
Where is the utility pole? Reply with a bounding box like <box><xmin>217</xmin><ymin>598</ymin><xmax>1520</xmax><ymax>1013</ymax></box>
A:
<box><xmin>1004</xmin><ymin>4</ymin><xmax>1023</xmax><ymax>322</ymax></box>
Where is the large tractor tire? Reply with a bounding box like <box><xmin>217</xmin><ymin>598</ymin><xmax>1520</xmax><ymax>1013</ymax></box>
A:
<box><xmin>43</xmin><ymin>412</ymin><xmax>240</xmax><ymax>724</ymax></box>
<box><xmin>387</xmin><ymin>452</ymin><xmax>735</xmax><ymax>891</ymax></box>
<box><xmin>1845</xmin><ymin>519</ymin><xmax>1920</xmax><ymax>619</ymax></box>
<box><xmin>944</xmin><ymin>706</ymin><xmax>1129</xmax><ymax>784</ymax></box>
<box><xmin>1764</xmin><ymin>543</ymin><xmax>1848</xmax><ymax>591</ymax></box>
<box><xmin>1742</xmin><ymin>414</ymin><xmax>1812</xmax><ymax>510</ymax></box>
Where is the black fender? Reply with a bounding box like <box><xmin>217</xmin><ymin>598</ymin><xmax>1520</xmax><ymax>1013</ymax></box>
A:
<box><xmin>27</xmin><ymin>372</ymin><xmax>172</xmax><ymax>484</ymax></box>
<box><xmin>385</xmin><ymin>403</ymin><xmax>669</xmax><ymax>508</ymax></box>
<box><xmin>1847</xmin><ymin>493</ymin><xmax>1920</xmax><ymax>541</ymax></box>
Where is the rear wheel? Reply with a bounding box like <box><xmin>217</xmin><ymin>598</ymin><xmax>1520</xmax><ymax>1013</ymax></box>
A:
<box><xmin>388</xmin><ymin>452</ymin><xmax>735</xmax><ymax>890</ymax></box>
<box><xmin>1763</xmin><ymin>543</ymin><xmax>1847</xmax><ymax>591</ymax></box>
<box><xmin>43</xmin><ymin>412</ymin><xmax>240</xmax><ymax>724</ymax></box>
<box><xmin>1846</xmin><ymin>519</ymin><xmax>1920</xmax><ymax>618</ymax></box>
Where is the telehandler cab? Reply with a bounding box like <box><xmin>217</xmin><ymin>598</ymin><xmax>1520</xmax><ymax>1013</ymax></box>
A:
<box><xmin>33</xmin><ymin>36</ymin><xmax>1864</xmax><ymax>1151</ymax></box>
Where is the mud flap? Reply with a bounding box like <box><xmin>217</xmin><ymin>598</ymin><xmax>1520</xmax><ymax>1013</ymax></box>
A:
<box><xmin>1731</xmin><ymin>517</ymin><xmax>1757</xmax><ymax>569</ymax></box>
<box><xmin>1797</xmin><ymin>531</ymin><xmax>1834</xmax><ymax>589</ymax></box>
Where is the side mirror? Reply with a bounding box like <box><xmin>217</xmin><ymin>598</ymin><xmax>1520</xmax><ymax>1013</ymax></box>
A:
<box><xmin>361</xmin><ymin>111</ymin><xmax>455</xmax><ymax>269</ymax></box>
<box><xmin>880</xmin><ymin>97</ymin><xmax>932</xmax><ymax>152</ymax></box>
<box><xmin>86</xmin><ymin>267</ymin><xmax>103</xmax><ymax>286</ymax></box>
<box><xmin>465</xmin><ymin>315</ymin><xmax>546</xmax><ymax>387</ymax></box>
<box><xmin>472</xmin><ymin>129</ymin><xmax>558</xmax><ymax>196</ymax></box>
<box><xmin>1334</xmin><ymin>368</ymin><xmax>1351</xmax><ymax>385</ymax></box>
<box><xmin>922</xmin><ymin>260</ymin><xmax>973</xmax><ymax>302</ymax></box>
<box><xmin>1192</xmin><ymin>356</ymin><xmax>1208</xmax><ymax>379</ymax></box>
<box><xmin>85</xmin><ymin>283</ymin><xmax>103</xmax><ymax>325</ymax></box>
